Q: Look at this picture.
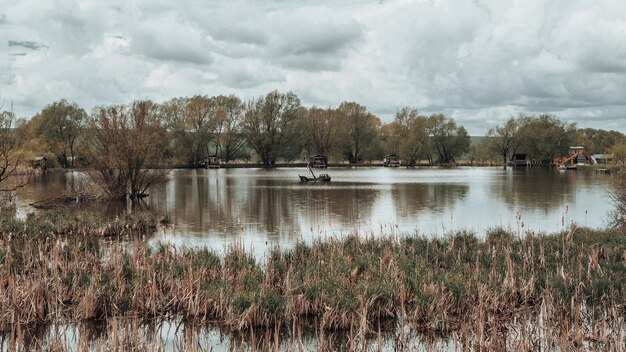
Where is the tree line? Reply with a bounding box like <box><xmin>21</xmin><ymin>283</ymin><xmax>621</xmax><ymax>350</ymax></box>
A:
<box><xmin>2</xmin><ymin>90</ymin><xmax>626</xmax><ymax>200</ymax></box>
<box><xmin>12</xmin><ymin>91</ymin><xmax>626</xmax><ymax>168</ymax></box>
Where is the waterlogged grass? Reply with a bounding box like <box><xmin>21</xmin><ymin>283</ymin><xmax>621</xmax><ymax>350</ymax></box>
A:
<box><xmin>2</xmin><ymin>217</ymin><xmax>626</xmax><ymax>349</ymax></box>
<box><xmin>0</xmin><ymin>208</ymin><xmax>160</xmax><ymax>238</ymax></box>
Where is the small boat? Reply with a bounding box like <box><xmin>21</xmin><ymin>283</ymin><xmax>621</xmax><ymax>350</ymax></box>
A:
<box><xmin>299</xmin><ymin>165</ymin><xmax>331</xmax><ymax>182</ymax></box>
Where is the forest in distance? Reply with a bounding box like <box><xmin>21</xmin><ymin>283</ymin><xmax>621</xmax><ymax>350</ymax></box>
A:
<box><xmin>1</xmin><ymin>90</ymin><xmax>626</xmax><ymax>202</ymax></box>
<box><xmin>2</xmin><ymin>90</ymin><xmax>625</xmax><ymax>169</ymax></box>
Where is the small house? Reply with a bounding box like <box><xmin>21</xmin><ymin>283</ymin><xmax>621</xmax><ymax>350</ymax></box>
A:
<box><xmin>509</xmin><ymin>153</ymin><xmax>530</xmax><ymax>166</ymax></box>
<box><xmin>593</xmin><ymin>153</ymin><xmax>614</xmax><ymax>164</ymax></box>
<box><xmin>204</xmin><ymin>155</ymin><xmax>221</xmax><ymax>169</ymax></box>
<box><xmin>383</xmin><ymin>154</ymin><xmax>401</xmax><ymax>167</ymax></box>
<box><xmin>307</xmin><ymin>155</ymin><xmax>328</xmax><ymax>168</ymax></box>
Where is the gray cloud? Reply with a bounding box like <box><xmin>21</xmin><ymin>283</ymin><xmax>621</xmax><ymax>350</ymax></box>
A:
<box><xmin>8</xmin><ymin>40</ymin><xmax>48</xmax><ymax>50</ymax></box>
<box><xmin>0</xmin><ymin>0</ymin><xmax>624</xmax><ymax>135</ymax></box>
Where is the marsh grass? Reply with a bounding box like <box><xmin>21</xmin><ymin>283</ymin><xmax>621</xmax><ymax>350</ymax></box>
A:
<box><xmin>2</xmin><ymin>217</ymin><xmax>626</xmax><ymax>350</ymax></box>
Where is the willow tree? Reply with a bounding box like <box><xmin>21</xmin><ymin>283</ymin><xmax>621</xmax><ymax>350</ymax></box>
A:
<box><xmin>486</xmin><ymin>117</ymin><xmax>522</xmax><ymax>165</ymax></box>
<box><xmin>428</xmin><ymin>114</ymin><xmax>470</xmax><ymax>164</ymax></box>
<box><xmin>242</xmin><ymin>91</ymin><xmax>302</xmax><ymax>167</ymax></box>
<box><xmin>304</xmin><ymin>107</ymin><xmax>347</xmax><ymax>157</ymax></box>
<box><xmin>35</xmin><ymin>99</ymin><xmax>86</xmax><ymax>167</ymax></box>
<box><xmin>84</xmin><ymin>101</ymin><xmax>169</xmax><ymax>200</ymax></box>
<box><xmin>213</xmin><ymin>95</ymin><xmax>246</xmax><ymax>163</ymax></box>
<box><xmin>386</xmin><ymin>107</ymin><xmax>429</xmax><ymax>166</ymax></box>
<box><xmin>185</xmin><ymin>95</ymin><xmax>217</xmax><ymax>167</ymax></box>
<box><xmin>338</xmin><ymin>101</ymin><xmax>380</xmax><ymax>164</ymax></box>
<box><xmin>516</xmin><ymin>114</ymin><xmax>577</xmax><ymax>164</ymax></box>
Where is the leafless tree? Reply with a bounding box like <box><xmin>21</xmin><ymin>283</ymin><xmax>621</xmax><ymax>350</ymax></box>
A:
<box><xmin>610</xmin><ymin>170</ymin><xmax>626</xmax><ymax>230</ymax></box>
<box><xmin>84</xmin><ymin>101</ymin><xmax>170</xmax><ymax>201</ymax></box>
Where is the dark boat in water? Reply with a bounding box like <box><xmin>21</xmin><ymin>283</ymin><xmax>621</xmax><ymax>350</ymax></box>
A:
<box><xmin>299</xmin><ymin>164</ymin><xmax>331</xmax><ymax>182</ymax></box>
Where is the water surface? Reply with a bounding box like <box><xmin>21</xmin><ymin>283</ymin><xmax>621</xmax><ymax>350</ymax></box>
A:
<box><xmin>17</xmin><ymin>167</ymin><xmax>614</xmax><ymax>253</ymax></box>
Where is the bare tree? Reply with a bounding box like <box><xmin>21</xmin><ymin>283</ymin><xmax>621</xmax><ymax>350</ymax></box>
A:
<box><xmin>84</xmin><ymin>101</ymin><xmax>170</xmax><ymax>200</ymax></box>
<box><xmin>0</xmin><ymin>104</ymin><xmax>27</xmax><ymax>209</ymax></box>
<box><xmin>0</xmin><ymin>110</ymin><xmax>20</xmax><ymax>187</ymax></box>
<box><xmin>213</xmin><ymin>95</ymin><xmax>246</xmax><ymax>163</ymax></box>
<box><xmin>610</xmin><ymin>170</ymin><xmax>626</xmax><ymax>230</ymax></box>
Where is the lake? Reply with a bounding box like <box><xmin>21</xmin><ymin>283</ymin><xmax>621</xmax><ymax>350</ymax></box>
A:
<box><xmin>16</xmin><ymin>166</ymin><xmax>615</xmax><ymax>254</ymax></box>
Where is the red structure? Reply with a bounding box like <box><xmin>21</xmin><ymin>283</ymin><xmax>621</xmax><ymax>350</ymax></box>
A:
<box><xmin>552</xmin><ymin>147</ymin><xmax>595</xmax><ymax>167</ymax></box>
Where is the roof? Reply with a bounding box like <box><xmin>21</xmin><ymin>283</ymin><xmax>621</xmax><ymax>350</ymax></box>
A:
<box><xmin>593</xmin><ymin>154</ymin><xmax>614</xmax><ymax>159</ymax></box>
<box><xmin>384</xmin><ymin>154</ymin><xmax>399</xmax><ymax>158</ymax></box>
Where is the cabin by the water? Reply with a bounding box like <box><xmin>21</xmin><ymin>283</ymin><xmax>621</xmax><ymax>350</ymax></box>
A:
<box><xmin>383</xmin><ymin>154</ymin><xmax>400</xmax><ymax>167</ymax></box>
<box><xmin>307</xmin><ymin>155</ymin><xmax>328</xmax><ymax>168</ymax></box>
<box><xmin>203</xmin><ymin>155</ymin><xmax>221</xmax><ymax>169</ymax></box>
<box><xmin>509</xmin><ymin>153</ymin><xmax>530</xmax><ymax>167</ymax></box>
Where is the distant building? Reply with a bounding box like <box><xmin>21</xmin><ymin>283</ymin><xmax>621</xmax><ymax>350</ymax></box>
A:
<box><xmin>307</xmin><ymin>155</ymin><xmax>328</xmax><ymax>168</ymax></box>
<box><xmin>593</xmin><ymin>153</ymin><xmax>614</xmax><ymax>164</ymax></box>
<box><xmin>509</xmin><ymin>153</ymin><xmax>530</xmax><ymax>167</ymax></box>
<box><xmin>383</xmin><ymin>154</ymin><xmax>401</xmax><ymax>167</ymax></box>
<box><xmin>552</xmin><ymin>147</ymin><xmax>595</xmax><ymax>166</ymax></box>
<box><xmin>204</xmin><ymin>155</ymin><xmax>221</xmax><ymax>168</ymax></box>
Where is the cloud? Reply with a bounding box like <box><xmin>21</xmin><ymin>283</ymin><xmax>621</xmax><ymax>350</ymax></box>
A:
<box><xmin>8</xmin><ymin>40</ymin><xmax>48</xmax><ymax>50</ymax></box>
<box><xmin>0</xmin><ymin>0</ymin><xmax>625</xmax><ymax>134</ymax></box>
<box><xmin>129</xmin><ymin>15</ymin><xmax>214</xmax><ymax>65</ymax></box>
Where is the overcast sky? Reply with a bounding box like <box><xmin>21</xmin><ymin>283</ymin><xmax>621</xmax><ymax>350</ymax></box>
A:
<box><xmin>1</xmin><ymin>0</ymin><xmax>625</xmax><ymax>134</ymax></box>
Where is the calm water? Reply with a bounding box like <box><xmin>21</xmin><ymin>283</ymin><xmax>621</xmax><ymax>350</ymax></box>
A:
<box><xmin>16</xmin><ymin>167</ymin><xmax>614</xmax><ymax>253</ymax></box>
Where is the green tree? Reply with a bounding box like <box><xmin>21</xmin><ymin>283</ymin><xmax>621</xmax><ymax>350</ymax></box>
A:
<box><xmin>576</xmin><ymin>128</ymin><xmax>625</xmax><ymax>154</ymax></box>
<box><xmin>427</xmin><ymin>114</ymin><xmax>470</xmax><ymax>164</ymax></box>
<box><xmin>303</xmin><ymin>107</ymin><xmax>347</xmax><ymax>157</ymax></box>
<box><xmin>338</xmin><ymin>102</ymin><xmax>380</xmax><ymax>164</ymax></box>
<box><xmin>213</xmin><ymin>95</ymin><xmax>246</xmax><ymax>163</ymax></box>
<box><xmin>35</xmin><ymin>99</ymin><xmax>86</xmax><ymax>167</ymax></box>
<box><xmin>486</xmin><ymin>117</ymin><xmax>522</xmax><ymax>165</ymax></box>
<box><xmin>160</xmin><ymin>97</ymin><xmax>190</xmax><ymax>165</ymax></box>
<box><xmin>242</xmin><ymin>91</ymin><xmax>302</xmax><ymax>167</ymax></box>
<box><xmin>517</xmin><ymin>114</ymin><xmax>577</xmax><ymax>164</ymax></box>
<box><xmin>185</xmin><ymin>95</ymin><xmax>217</xmax><ymax>167</ymax></box>
<box><xmin>612</xmin><ymin>140</ymin><xmax>626</xmax><ymax>165</ymax></box>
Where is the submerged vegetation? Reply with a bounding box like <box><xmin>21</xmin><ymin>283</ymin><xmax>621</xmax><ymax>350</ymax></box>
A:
<box><xmin>2</xmin><ymin>208</ymin><xmax>626</xmax><ymax>349</ymax></box>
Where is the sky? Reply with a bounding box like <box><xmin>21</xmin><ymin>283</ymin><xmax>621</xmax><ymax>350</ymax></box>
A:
<box><xmin>1</xmin><ymin>0</ymin><xmax>625</xmax><ymax>134</ymax></box>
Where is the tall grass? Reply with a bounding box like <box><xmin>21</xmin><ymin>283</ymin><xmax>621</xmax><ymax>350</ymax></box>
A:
<box><xmin>2</xmin><ymin>216</ymin><xmax>626</xmax><ymax>349</ymax></box>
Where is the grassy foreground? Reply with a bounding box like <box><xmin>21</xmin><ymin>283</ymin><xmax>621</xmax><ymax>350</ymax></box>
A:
<box><xmin>2</xmin><ymin>210</ymin><xmax>626</xmax><ymax>349</ymax></box>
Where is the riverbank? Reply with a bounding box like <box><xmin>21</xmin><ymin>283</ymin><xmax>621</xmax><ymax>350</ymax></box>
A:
<box><xmin>1</xmin><ymin>209</ymin><xmax>626</xmax><ymax>349</ymax></box>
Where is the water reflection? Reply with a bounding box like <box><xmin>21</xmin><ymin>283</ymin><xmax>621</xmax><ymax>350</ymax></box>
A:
<box><xmin>15</xmin><ymin>167</ymin><xmax>614</xmax><ymax>250</ymax></box>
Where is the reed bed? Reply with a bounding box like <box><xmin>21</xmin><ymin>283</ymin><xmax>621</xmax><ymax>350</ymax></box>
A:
<box><xmin>0</xmin><ymin>208</ymin><xmax>160</xmax><ymax>238</ymax></box>
<box><xmin>2</xmin><ymin>216</ymin><xmax>626</xmax><ymax>350</ymax></box>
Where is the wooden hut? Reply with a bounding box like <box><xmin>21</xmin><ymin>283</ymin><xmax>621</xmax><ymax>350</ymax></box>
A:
<box><xmin>204</xmin><ymin>155</ymin><xmax>221</xmax><ymax>169</ymax></box>
<box><xmin>307</xmin><ymin>155</ymin><xmax>328</xmax><ymax>168</ymax></box>
<box><xmin>383</xmin><ymin>154</ymin><xmax>401</xmax><ymax>167</ymax></box>
<box><xmin>509</xmin><ymin>153</ymin><xmax>530</xmax><ymax>167</ymax></box>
